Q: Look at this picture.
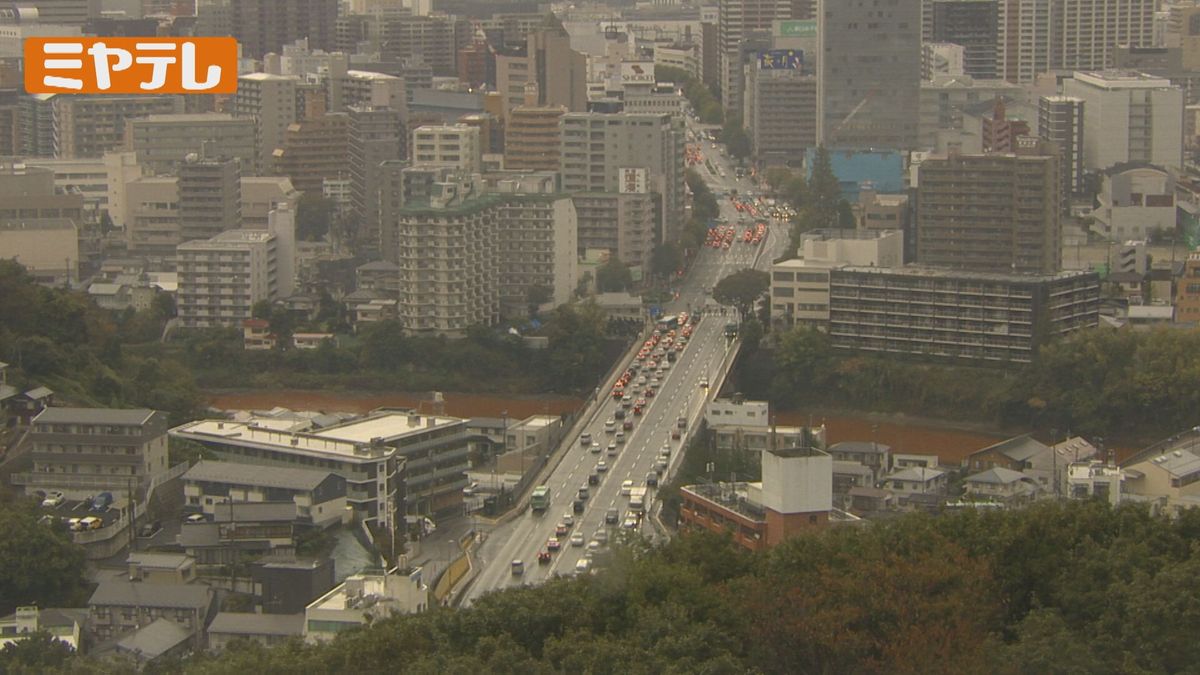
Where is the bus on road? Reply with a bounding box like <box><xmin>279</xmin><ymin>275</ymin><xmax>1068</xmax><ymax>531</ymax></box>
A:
<box><xmin>530</xmin><ymin>486</ymin><xmax>551</xmax><ymax>513</ymax></box>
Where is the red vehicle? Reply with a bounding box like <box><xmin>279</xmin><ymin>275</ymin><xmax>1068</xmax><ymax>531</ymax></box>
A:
<box><xmin>612</xmin><ymin>388</ymin><xmax>624</xmax><ymax>399</ymax></box>
<box><xmin>555</xmin><ymin>523</ymin><xmax>569</xmax><ymax>537</ymax></box>
<box><xmin>633</xmin><ymin>405</ymin><xmax>644</xmax><ymax>416</ymax></box>
<box><xmin>547</xmin><ymin>537</ymin><xmax>561</xmax><ymax>551</ymax></box>
<box><xmin>671</xmin><ymin>429</ymin><xmax>682</xmax><ymax>439</ymax></box>
<box><xmin>538</xmin><ymin>550</ymin><xmax>552</xmax><ymax>564</ymax></box>
<box><xmin>645</xmin><ymin>388</ymin><xmax>656</xmax><ymax>398</ymax></box>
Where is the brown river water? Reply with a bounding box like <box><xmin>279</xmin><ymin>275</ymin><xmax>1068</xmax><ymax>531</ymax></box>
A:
<box><xmin>206</xmin><ymin>390</ymin><xmax>1014</xmax><ymax>467</ymax></box>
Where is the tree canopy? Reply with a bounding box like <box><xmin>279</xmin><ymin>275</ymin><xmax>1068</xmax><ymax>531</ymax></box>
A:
<box><xmin>595</xmin><ymin>257</ymin><xmax>633</xmax><ymax>293</ymax></box>
<box><xmin>655</xmin><ymin>65</ymin><xmax>723</xmax><ymax>124</ymax></box>
<box><xmin>296</xmin><ymin>192</ymin><xmax>335</xmax><ymax>242</ymax></box>
<box><xmin>26</xmin><ymin>501</ymin><xmax>1200</xmax><ymax>673</ymax></box>
<box><xmin>0</xmin><ymin>502</ymin><xmax>88</xmax><ymax>616</ymax></box>
<box><xmin>712</xmin><ymin>269</ymin><xmax>769</xmax><ymax>318</ymax></box>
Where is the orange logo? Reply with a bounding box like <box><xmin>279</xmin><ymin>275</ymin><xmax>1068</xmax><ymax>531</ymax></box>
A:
<box><xmin>25</xmin><ymin>37</ymin><xmax>238</xmax><ymax>94</ymax></box>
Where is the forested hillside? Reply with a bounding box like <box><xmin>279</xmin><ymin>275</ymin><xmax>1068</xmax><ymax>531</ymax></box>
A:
<box><xmin>8</xmin><ymin>501</ymin><xmax>1200</xmax><ymax>674</ymax></box>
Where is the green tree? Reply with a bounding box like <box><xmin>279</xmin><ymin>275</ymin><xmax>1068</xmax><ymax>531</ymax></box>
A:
<box><xmin>596</xmin><ymin>257</ymin><xmax>633</xmax><ymax>293</ymax></box>
<box><xmin>526</xmin><ymin>284</ymin><xmax>554</xmax><ymax>318</ymax></box>
<box><xmin>650</xmin><ymin>242</ymin><xmax>684</xmax><ymax>279</ymax></box>
<box><xmin>721</xmin><ymin>113</ymin><xmax>752</xmax><ymax>160</ymax></box>
<box><xmin>0</xmin><ymin>632</ymin><xmax>77</xmax><ymax>674</ymax></box>
<box><xmin>544</xmin><ymin>301</ymin><xmax>608</xmax><ymax>389</ymax></box>
<box><xmin>739</xmin><ymin>317</ymin><xmax>764</xmax><ymax>355</ymax></box>
<box><xmin>712</xmin><ymin>269</ymin><xmax>769</xmax><ymax>318</ymax></box>
<box><xmin>0</xmin><ymin>502</ymin><xmax>88</xmax><ymax>615</ymax></box>
<box><xmin>296</xmin><ymin>192</ymin><xmax>335</xmax><ymax>242</ymax></box>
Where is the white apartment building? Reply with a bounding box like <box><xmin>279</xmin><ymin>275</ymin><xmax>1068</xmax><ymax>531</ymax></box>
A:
<box><xmin>770</xmin><ymin>229</ymin><xmax>903</xmax><ymax>329</ymax></box>
<box><xmin>411</xmin><ymin>124</ymin><xmax>481</xmax><ymax>174</ymax></box>
<box><xmin>769</xmin><ymin>258</ymin><xmax>840</xmax><ymax>330</ymax></box>
<box><xmin>395</xmin><ymin>176</ymin><xmax>577</xmax><ymax>335</ymax></box>
<box><xmin>1062</xmin><ymin>71</ymin><xmax>1183</xmax><ymax>171</ymax></box>
<box><xmin>176</xmin><ymin>230</ymin><xmax>278</xmax><ymax>328</ymax></box>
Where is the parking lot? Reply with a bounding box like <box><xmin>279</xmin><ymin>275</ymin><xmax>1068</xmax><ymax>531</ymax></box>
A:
<box><xmin>39</xmin><ymin>495</ymin><xmax>124</xmax><ymax>531</ymax></box>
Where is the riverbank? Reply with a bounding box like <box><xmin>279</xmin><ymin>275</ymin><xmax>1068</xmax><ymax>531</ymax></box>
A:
<box><xmin>205</xmin><ymin>389</ymin><xmax>1033</xmax><ymax>466</ymax></box>
<box><xmin>204</xmin><ymin>389</ymin><xmax>585</xmax><ymax>420</ymax></box>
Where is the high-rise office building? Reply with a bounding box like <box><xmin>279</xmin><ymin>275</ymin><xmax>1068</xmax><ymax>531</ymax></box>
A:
<box><xmin>178</xmin><ymin>155</ymin><xmax>240</xmax><ymax>243</ymax></box>
<box><xmin>817</xmin><ymin>0</ymin><xmax>921</xmax><ymax>150</ymax></box>
<box><xmin>373</xmin><ymin>13</ymin><xmax>471</xmax><ymax>78</ymax></box>
<box><xmin>348</xmin><ymin>106</ymin><xmax>406</xmax><ymax>258</ymax></box>
<box><xmin>716</xmin><ymin>0</ymin><xmax>796</xmax><ymax>114</ymax></box>
<box><xmin>916</xmin><ymin>140</ymin><xmax>1061</xmax><ymax>274</ymax></box>
<box><xmin>272</xmin><ymin>113</ymin><xmax>349</xmax><ymax>195</ymax></box>
<box><xmin>997</xmin><ymin>0</ymin><xmax>1157</xmax><ymax>83</ymax></box>
<box><xmin>1038</xmin><ymin>95</ymin><xmax>1085</xmax><ymax>198</ymax></box>
<box><xmin>14</xmin><ymin>0</ymin><xmax>98</xmax><ymax>26</ymax></box>
<box><xmin>744</xmin><ymin>54</ymin><xmax>817</xmax><ymax>166</ymax></box>
<box><xmin>1062</xmin><ymin>70</ymin><xmax>1183</xmax><ymax>171</ymax></box>
<box><xmin>559</xmin><ymin>112</ymin><xmax>686</xmax><ymax>239</ymax></box>
<box><xmin>411</xmin><ymin>124</ymin><xmax>482</xmax><ymax>173</ymax></box>
<box><xmin>504</xmin><ymin>85</ymin><xmax>566</xmax><ymax>172</ymax></box>
<box><xmin>221</xmin><ymin>0</ymin><xmax>337</xmax><ymax>60</ymax></box>
<box><xmin>127</xmin><ymin>113</ymin><xmax>257</xmax><ymax>176</ymax></box>
<box><xmin>233</xmin><ymin>73</ymin><xmax>300</xmax><ymax>176</ymax></box>
<box><xmin>930</xmin><ymin>0</ymin><xmax>998</xmax><ymax>79</ymax></box>
<box><xmin>53</xmin><ymin>95</ymin><xmax>181</xmax><ymax>158</ymax></box>
<box><xmin>494</xmin><ymin>14</ymin><xmax>587</xmax><ymax>116</ymax></box>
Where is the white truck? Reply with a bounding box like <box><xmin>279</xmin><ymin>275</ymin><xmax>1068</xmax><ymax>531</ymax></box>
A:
<box><xmin>629</xmin><ymin>487</ymin><xmax>648</xmax><ymax>513</ymax></box>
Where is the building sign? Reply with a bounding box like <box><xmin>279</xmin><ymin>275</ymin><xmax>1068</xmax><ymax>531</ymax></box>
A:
<box><xmin>777</xmin><ymin>20</ymin><xmax>817</xmax><ymax>38</ymax></box>
<box><xmin>25</xmin><ymin>37</ymin><xmax>238</xmax><ymax>94</ymax></box>
<box><xmin>620</xmin><ymin>168</ymin><xmax>648</xmax><ymax>194</ymax></box>
<box><xmin>620</xmin><ymin>62</ymin><xmax>656</xmax><ymax>84</ymax></box>
<box><xmin>758</xmin><ymin>49</ymin><xmax>803</xmax><ymax>70</ymax></box>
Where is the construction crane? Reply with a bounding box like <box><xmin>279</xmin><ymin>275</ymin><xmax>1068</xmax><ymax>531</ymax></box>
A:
<box><xmin>828</xmin><ymin>88</ymin><xmax>878</xmax><ymax>143</ymax></box>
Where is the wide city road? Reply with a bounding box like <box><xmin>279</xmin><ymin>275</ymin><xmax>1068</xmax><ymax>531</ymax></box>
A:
<box><xmin>460</xmin><ymin>123</ymin><xmax>789</xmax><ymax>604</ymax></box>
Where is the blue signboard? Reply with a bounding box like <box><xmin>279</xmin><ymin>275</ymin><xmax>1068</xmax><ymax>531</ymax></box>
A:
<box><xmin>758</xmin><ymin>49</ymin><xmax>802</xmax><ymax>70</ymax></box>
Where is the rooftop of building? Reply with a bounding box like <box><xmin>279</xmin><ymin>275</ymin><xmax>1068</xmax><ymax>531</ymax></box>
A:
<box><xmin>208</xmin><ymin>612</ymin><xmax>305</xmax><ymax>637</ymax></box>
<box><xmin>184</xmin><ymin>460</ymin><xmax>337</xmax><ymax>491</ymax></box>
<box><xmin>887</xmin><ymin>466</ymin><xmax>946</xmax><ymax>482</ymax></box>
<box><xmin>311</xmin><ymin>411</ymin><xmax>463</xmax><ymax>444</ymax></box>
<box><xmin>116</xmin><ymin>618</ymin><xmax>191</xmax><ymax>660</ymax></box>
<box><xmin>89</xmin><ymin>580</ymin><xmax>211</xmax><ymax>609</ymax></box>
<box><xmin>965</xmin><ymin>466</ymin><xmax>1032</xmax><ymax>485</ymax></box>
<box><xmin>828</xmin><ymin>441</ymin><xmax>892</xmax><ymax>455</ymax></box>
<box><xmin>1134</xmin><ymin>447</ymin><xmax>1200</xmax><ymax>478</ymax></box>
<box><xmin>682</xmin><ymin>482</ymin><xmax>767</xmax><ymax>522</ymax></box>
<box><xmin>240</xmin><ymin>72</ymin><xmax>301</xmax><ymax>82</ymax></box>
<box><xmin>0</xmin><ymin>218</ymin><xmax>77</xmax><ymax>232</ymax></box>
<box><xmin>34</xmin><ymin>407</ymin><xmax>156</xmax><ymax>426</ymax></box>
<box><xmin>969</xmin><ymin>434</ymin><xmax>1049</xmax><ymax>463</ymax></box>
<box><xmin>179</xmin><ymin>230</ymin><xmax>275</xmax><ymax>250</ymax></box>
<box><xmin>137</xmin><ymin>113</ymin><xmax>240</xmax><ymax>124</ymax></box>
<box><xmin>346</xmin><ymin>69</ymin><xmax>400</xmax><ymax>81</ymax></box>
<box><xmin>1072</xmin><ymin>70</ymin><xmax>1175</xmax><ymax>88</ymax></box>
<box><xmin>126</xmin><ymin>552</ymin><xmax>193</xmax><ymax>571</ymax></box>
<box><xmin>832</xmin><ymin>265</ymin><xmax>1098</xmax><ymax>284</ymax></box>
<box><xmin>307</xmin><ymin>568</ymin><xmax>424</xmax><ymax>613</ymax></box>
<box><xmin>802</xmin><ymin>228</ymin><xmax>900</xmax><ymax>242</ymax></box>
<box><xmin>772</xmin><ymin>258</ymin><xmax>841</xmax><ymax>270</ymax></box>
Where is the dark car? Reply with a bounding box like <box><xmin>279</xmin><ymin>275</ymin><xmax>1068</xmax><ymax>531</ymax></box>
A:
<box><xmin>605</xmin><ymin>508</ymin><xmax>619</xmax><ymax>524</ymax></box>
<box><xmin>646</xmin><ymin>472</ymin><xmax>659</xmax><ymax>488</ymax></box>
<box><xmin>573</xmin><ymin>499</ymin><xmax>586</xmax><ymax>514</ymax></box>
<box><xmin>588</xmin><ymin>472</ymin><xmax>599</xmax><ymax>486</ymax></box>
<box><xmin>614</xmin><ymin>408</ymin><xmax>626</xmax><ymax>420</ymax></box>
